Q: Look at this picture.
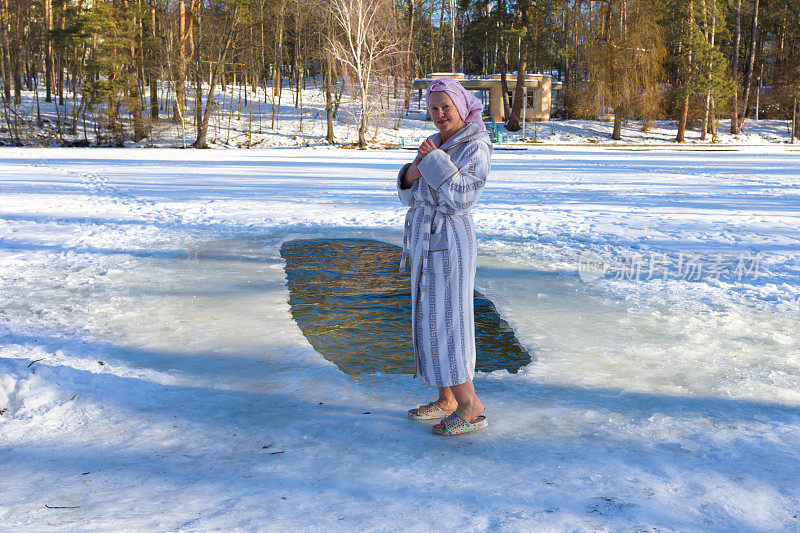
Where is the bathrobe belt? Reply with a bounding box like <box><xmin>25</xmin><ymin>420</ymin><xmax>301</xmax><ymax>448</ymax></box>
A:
<box><xmin>400</xmin><ymin>205</ymin><xmax>449</xmax><ymax>304</ymax></box>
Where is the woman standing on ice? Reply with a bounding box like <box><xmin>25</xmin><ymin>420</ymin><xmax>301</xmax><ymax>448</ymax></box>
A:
<box><xmin>397</xmin><ymin>77</ymin><xmax>493</xmax><ymax>436</ymax></box>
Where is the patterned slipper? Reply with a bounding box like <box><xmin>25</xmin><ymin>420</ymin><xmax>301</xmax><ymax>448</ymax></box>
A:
<box><xmin>431</xmin><ymin>413</ymin><xmax>488</xmax><ymax>435</ymax></box>
<box><xmin>408</xmin><ymin>402</ymin><xmax>454</xmax><ymax>420</ymax></box>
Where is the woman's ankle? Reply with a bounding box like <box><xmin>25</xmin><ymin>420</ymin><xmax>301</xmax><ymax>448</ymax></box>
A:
<box><xmin>455</xmin><ymin>397</ymin><xmax>483</xmax><ymax>418</ymax></box>
<box><xmin>434</xmin><ymin>398</ymin><xmax>458</xmax><ymax>411</ymax></box>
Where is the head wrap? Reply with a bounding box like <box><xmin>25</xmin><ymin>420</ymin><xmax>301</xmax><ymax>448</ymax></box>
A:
<box><xmin>425</xmin><ymin>78</ymin><xmax>485</xmax><ymax>129</ymax></box>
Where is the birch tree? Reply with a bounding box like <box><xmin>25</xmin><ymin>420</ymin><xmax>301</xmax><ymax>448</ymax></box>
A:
<box><xmin>328</xmin><ymin>0</ymin><xmax>401</xmax><ymax>148</ymax></box>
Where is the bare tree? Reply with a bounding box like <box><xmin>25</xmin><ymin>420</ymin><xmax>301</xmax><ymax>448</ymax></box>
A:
<box><xmin>174</xmin><ymin>0</ymin><xmax>195</xmax><ymax>125</ymax></box>
<box><xmin>322</xmin><ymin>7</ymin><xmax>336</xmax><ymax>143</ymax></box>
<box><xmin>192</xmin><ymin>0</ymin><xmax>240</xmax><ymax>148</ymax></box>
<box><xmin>328</xmin><ymin>0</ymin><xmax>401</xmax><ymax>148</ymax></box>
<box><xmin>399</xmin><ymin>0</ymin><xmax>420</xmax><ymax>117</ymax></box>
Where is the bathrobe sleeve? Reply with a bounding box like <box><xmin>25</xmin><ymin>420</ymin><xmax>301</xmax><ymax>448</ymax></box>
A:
<box><xmin>397</xmin><ymin>162</ymin><xmax>419</xmax><ymax>206</ymax></box>
<box><xmin>416</xmin><ymin>142</ymin><xmax>490</xmax><ymax>212</ymax></box>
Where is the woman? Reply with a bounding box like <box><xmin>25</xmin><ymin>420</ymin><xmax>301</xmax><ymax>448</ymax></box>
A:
<box><xmin>397</xmin><ymin>77</ymin><xmax>493</xmax><ymax>436</ymax></box>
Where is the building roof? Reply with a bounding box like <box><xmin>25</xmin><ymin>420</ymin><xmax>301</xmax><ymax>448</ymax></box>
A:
<box><xmin>413</xmin><ymin>76</ymin><xmax>563</xmax><ymax>91</ymax></box>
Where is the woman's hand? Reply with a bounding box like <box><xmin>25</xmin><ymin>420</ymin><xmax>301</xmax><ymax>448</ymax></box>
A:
<box><xmin>417</xmin><ymin>139</ymin><xmax>437</xmax><ymax>161</ymax></box>
<box><xmin>403</xmin><ymin>162</ymin><xmax>422</xmax><ymax>188</ymax></box>
<box><xmin>402</xmin><ymin>139</ymin><xmax>437</xmax><ymax>189</ymax></box>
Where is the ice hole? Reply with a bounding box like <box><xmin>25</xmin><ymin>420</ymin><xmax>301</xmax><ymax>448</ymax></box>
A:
<box><xmin>281</xmin><ymin>238</ymin><xmax>532</xmax><ymax>376</ymax></box>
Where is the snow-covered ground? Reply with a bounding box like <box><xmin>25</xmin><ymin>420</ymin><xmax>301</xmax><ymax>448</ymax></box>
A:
<box><xmin>1</xmin><ymin>146</ymin><xmax>799</xmax><ymax>531</ymax></box>
<box><xmin>3</xmin><ymin>79</ymin><xmax>797</xmax><ymax>148</ymax></box>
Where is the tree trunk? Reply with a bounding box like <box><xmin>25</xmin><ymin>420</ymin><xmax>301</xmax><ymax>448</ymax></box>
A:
<box><xmin>700</xmin><ymin>97</ymin><xmax>710</xmax><ymax>139</ymax></box>
<box><xmin>194</xmin><ymin>5</ymin><xmax>238</xmax><ymax>148</ymax></box>
<box><xmin>701</xmin><ymin>0</ymin><xmax>716</xmax><ymax>141</ymax></box>
<box><xmin>194</xmin><ymin>48</ymin><xmax>202</xmax><ymax>135</ymax></box>
<box><xmin>127</xmin><ymin>0</ymin><xmax>145</xmax><ymax>142</ymax></box>
<box><xmin>293</xmin><ymin>16</ymin><xmax>301</xmax><ymax>110</ymax></box>
<box><xmin>69</xmin><ymin>45</ymin><xmax>81</xmax><ymax>135</ymax></box>
<box><xmin>174</xmin><ymin>0</ymin><xmax>187</xmax><ymax>124</ymax></box>
<box><xmin>149</xmin><ymin>0</ymin><xmax>158</xmax><ymax>119</ymax></box>
<box><xmin>358</xmin><ymin>90</ymin><xmax>368</xmax><ymax>149</ymax></box>
<box><xmin>730</xmin><ymin>0</ymin><xmax>742</xmax><ymax>133</ymax></box>
<box><xmin>738</xmin><ymin>0</ymin><xmax>759</xmax><ymax>130</ymax></box>
<box><xmin>709</xmin><ymin>96</ymin><xmax>717</xmax><ymax>139</ymax></box>
<box><xmin>676</xmin><ymin>91</ymin><xmax>690</xmax><ymax>141</ymax></box>
<box><xmin>44</xmin><ymin>0</ymin><xmax>53</xmax><ymax>102</ymax></box>
<box><xmin>325</xmin><ymin>23</ymin><xmax>334</xmax><ymax>144</ymax></box>
<box><xmin>675</xmin><ymin>0</ymin><xmax>693</xmax><ymax>142</ymax></box>
<box><xmin>175</xmin><ymin>0</ymin><xmax>195</xmax><ymax>125</ymax></box>
<box><xmin>325</xmin><ymin>58</ymin><xmax>334</xmax><ymax>144</ymax></box>
<box><xmin>108</xmin><ymin>95</ymin><xmax>122</xmax><ymax>146</ymax></box>
<box><xmin>58</xmin><ymin>0</ymin><xmax>65</xmax><ymax>105</ymax></box>
<box><xmin>499</xmin><ymin>44</ymin><xmax>511</xmax><ymax>120</ymax></box>
<box><xmin>34</xmin><ymin>70</ymin><xmax>42</xmax><ymax>125</ymax></box>
<box><xmin>273</xmin><ymin>0</ymin><xmax>286</xmax><ymax>100</ymax></box>
<box><xmin>0</xmin><ymin>23</ymin><xmax>6</xmax><ymax>105</ymax></box>
<box><xmin>612</xmin><ymin>111</ymin><xmax>622</xmax><ymax>140</ymax></box>
<box><xmin>437</xmin><ymin>0</ymin><xmax>445</xmax><ymax>68</ymax></box>
<box><xmin>497</xmin><ymin>0</ymin><xmax>511</xmax><ymax>119</ymax></box>
<box><xmin>401</xmin><ymin>0</ymin><xmax>415</xmax><ymax>116</ymax></box>
<box><xmin>448</xmin><ymin>0</ymin><xmax>456</xmax><ymax>72</ymax></box>
<box><xmin>12</xmin><ymin>0</ymin><xmax>21</xmax><ymax>105</ymax></box>
<box><xmin>505</xmin><ymin>59</ymin><xmax>526</xmax><ymax>131</ymax></box>
<box><xmin>0</xmin><ymin>0</ymin><xmax>11</xmax><ymax>102</ymax></box>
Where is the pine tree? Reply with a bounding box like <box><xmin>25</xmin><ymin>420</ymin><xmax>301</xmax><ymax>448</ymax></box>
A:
<box><xmin>50</xmin><ymin>0</ymin><xmax>89</xmax><ymax>136</ymax></box>
<box><xmin>668</xmin><ymin>0</ymin><xmax>733</xmax><ymax>141</ymax></box>
<box><xmin>737</xmin><ymin>0</ymin><xmax>760</xmax><ymax>130</ymax></box>
<box><xmin>695</xmin><ymin>0</ymin><xmax>734</xmax><ymax>140</ymax></box>
<box><xmin>83</xmin><ymin>0</ymin><xmax>141</xmax><ymax>145</ymax></box>
<box><xmin>772</xmin><ymin>0</ymin><xmax>800</xmax><ymax>139</ymax></box>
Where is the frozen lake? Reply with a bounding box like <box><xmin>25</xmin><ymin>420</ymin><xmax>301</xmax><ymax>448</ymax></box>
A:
<box><xmin>1</xmin><ymin>146</ymin><xmax>799</xmax><ymax>530</ymax></box>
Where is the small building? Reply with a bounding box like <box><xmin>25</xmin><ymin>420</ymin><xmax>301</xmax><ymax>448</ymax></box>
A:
<box><xmin>413</xmin><ymin>72</ymin><xmax>562</xmax><ymax>123</ymax></box>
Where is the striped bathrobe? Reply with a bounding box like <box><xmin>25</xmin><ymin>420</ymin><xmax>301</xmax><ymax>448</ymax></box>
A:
<box><xmin>397</xmin><ymin>123</ymin><xmax>493</xmax><ymax>387</ymax></box>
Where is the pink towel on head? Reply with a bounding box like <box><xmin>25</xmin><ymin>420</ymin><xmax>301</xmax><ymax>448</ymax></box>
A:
<box><xmin>425</xmin><ymin>78</ymin><xmax>486</xmax><ymax>129</ymax></box>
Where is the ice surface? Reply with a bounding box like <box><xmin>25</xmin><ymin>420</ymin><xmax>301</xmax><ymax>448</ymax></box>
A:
<box><xmin>0</xmin><ymin>146</ymin><xmax>798</xmax><ymax>530</ymax></box>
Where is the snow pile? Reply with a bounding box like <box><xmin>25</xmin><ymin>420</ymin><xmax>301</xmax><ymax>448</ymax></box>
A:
<box><xmin>0</xmin><ymin>354</ymin><xmax>68</xmax><ymax>418</ymax></box>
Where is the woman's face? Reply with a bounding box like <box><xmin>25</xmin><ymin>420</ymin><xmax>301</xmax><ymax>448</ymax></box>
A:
<box><xmin>427</xmin><ymin>91</ymin><xmax>465</xmax><ymax>136</ymax></box>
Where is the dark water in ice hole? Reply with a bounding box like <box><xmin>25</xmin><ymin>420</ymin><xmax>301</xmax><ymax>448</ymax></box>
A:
<box><xmin>281</xmin><ymin>238</ymin><xmax>532</xmax><ymax>376</ymax></box>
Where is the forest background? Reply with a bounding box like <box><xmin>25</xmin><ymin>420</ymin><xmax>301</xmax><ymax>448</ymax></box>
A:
<box><xmin>0</xmin><ymin>0</ymin><xmax>798</xmax><ymax>148</ymax></box>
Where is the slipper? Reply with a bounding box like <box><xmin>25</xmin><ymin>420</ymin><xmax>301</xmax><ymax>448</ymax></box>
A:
<box><xmin>431</xmin><ymin>413</ymin><xmax>488</xmax><ymax>435</ymax></box>
<box><xmin>407</xmin><ymin>402</ymin><xmax>454</xmax><ymax>420</ymax></box>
